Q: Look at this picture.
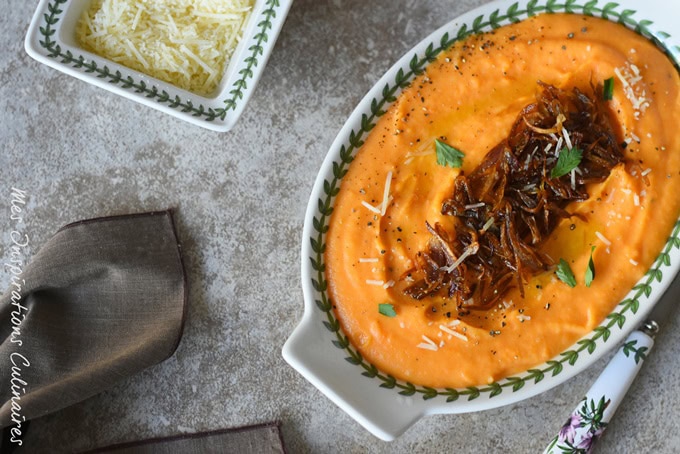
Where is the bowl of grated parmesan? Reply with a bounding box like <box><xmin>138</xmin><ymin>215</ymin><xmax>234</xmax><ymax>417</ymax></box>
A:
<box><xmin>25</xmin><ymin>0</ymin><xmax>292</xmax><ymax>131</ymax></box>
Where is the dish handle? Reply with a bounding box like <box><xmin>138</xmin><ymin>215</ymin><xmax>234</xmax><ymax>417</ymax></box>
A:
<box><xmin>543</xmin><ymin>327</ymin><xmax>655</xmax><ymax>453</ymax></box>
<box><xmin>282</xmin><ymin>315</ymin><xmax>427</xmax><ymax>441</ymax></box>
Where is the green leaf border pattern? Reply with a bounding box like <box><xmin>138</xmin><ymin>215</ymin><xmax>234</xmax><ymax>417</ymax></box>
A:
<box><xmin>309</xmin><ymin>1</ymin><xmax>680</xmax><ymax>402</ymax></box>
<box><xmin>222</xmin><ymin>0</ymin><xmax>280</xmax><ymax>112</ymax></box>
<box><xmin>36</xmin><ymin>0</ymin><xmax>282</xmax><ymax>122</ymax></box>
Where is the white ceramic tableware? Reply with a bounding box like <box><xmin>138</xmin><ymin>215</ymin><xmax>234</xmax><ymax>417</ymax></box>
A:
<box><xmin>25</xmin><ymin>0</ymin><xmax>293</xmax><ymax>131</ymax></box>
<box><xmin>283</xmin><ymin>0</ymin><xmax>680</xmax><ymax>441</ymax></box>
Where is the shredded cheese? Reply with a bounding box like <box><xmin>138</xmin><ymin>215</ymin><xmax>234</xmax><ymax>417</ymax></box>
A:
<box><xmin>76</xmin><ymin>0</ymin><xmax>254</xmax><ymax>95</ymax></box>
<box><xmin>365</xmin><ymin>280</ymin><xmax>384</xmax><ymax>286</ymax></box>
<box><xmin>382</xmin><ymin>280</ymin><xmax>395</xmax><ymax>289</ymax></box>
<box><xmin>595</xmin><ymin>231</ymin><xmax>612</xmax><ymax>246</ymax></box>
<box><xmin>615</xmin><ymin>63</ymin><xmax>651</xmax><ymax>119</ymax></box>
<box><xmin>416</xmin><ymin>342</ymin><xmax>438</xmax><ymax>351</ymax></box>
<box><xmin>380</xmin><ymin>171</ymin><xmax>393</xmax><ymax>216</ymax></box>
<box><xmin>464</xmin><ymin>202</ymin><xmax>485</xmax><ymax>210</ymax></box>
<box><xmin>442</xmin><ymin>242</ymin><xmax>479</xmax><ymax>273</ymax></box>
<box><xmin>438</xmin><ymin>324</ymin><xmax>467</xmax><ymax>342</ymax></box>
<box><xmin>361</xmin><ymin>201</ymin><xmax>381</xmax><ymax>214</ymax></box>
<box><xmin>606</xmin><ymin>188</ymin><xmax>616</xmax><ymax>203</ymax></box>
<box><xmin>417</xmin><ymin>335</ymin><xmax>438</xmax><ymax>351</ymax></box>
<box><xmin>562</xmin><ymin>126</ymin><xmax>573</xmax><ymax>150</ymax></box>
<box><xmin>359</xmin><ymin>258</ymin><xmax>379</xmax><ymax>263</ymax></box>
<box><xmin>437</xmin><ymin>325</ymin><xmax>468</xmax><ymax>342</ymax></box>
<box><xmin>481</xmin><ymin>217</ymin><xmax>495</xmax><ymax>233</ymax></box>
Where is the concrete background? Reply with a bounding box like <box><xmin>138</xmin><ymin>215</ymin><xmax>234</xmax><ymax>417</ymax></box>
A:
<box><xmin>2</xmin><ymin>0</ymin><xmax>679</xmax><ymax>452</ymax></box>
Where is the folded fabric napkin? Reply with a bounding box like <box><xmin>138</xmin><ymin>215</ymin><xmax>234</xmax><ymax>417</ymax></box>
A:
<box><xmin>0</xmin><ymin>211</ymin><xmax>187</xmax><ymax>438</ymax></box>
<box><xmin>83</xmin><ymin>422</ymin><xmax>286</xmax><ymax>454</ymax></box>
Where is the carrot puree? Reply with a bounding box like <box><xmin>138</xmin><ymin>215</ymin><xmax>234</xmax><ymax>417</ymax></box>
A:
<box><xmin>325</xmin><ymin>14</ymin><xmax>680</xmax><ymax>388</ymax></box>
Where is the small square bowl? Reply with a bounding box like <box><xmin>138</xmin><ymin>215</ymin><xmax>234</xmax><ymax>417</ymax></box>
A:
<box><xmin>25</xmin><ymin>0</ymin><xmax>292</xmax><ymax>131</ymax></box>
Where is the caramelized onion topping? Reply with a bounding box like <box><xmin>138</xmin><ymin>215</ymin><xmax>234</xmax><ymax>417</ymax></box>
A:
<box><xmin>403</xmin><ymin>82</ymin><xmax>625</xmax><ymax>310</ymax></box>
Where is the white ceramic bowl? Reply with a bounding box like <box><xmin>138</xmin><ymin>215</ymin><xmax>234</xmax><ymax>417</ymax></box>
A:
<box><xmin>283</xmin><ymin>0</ymin><xmax>680</xmax><ymax>441</ymax></box>
<box><xmin>25</xmin><ymin>0</ymin><xmax>292</xmax><ymax>131</ymax></box>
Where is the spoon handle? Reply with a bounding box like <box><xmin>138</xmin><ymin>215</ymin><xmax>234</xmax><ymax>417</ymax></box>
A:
<box><xmin>544</xmin><ymin>324</ymin><xmax>657</xmax><ymax>454</ymax></box>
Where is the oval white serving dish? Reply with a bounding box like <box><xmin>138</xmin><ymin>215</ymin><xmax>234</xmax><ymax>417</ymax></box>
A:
<box><xmin>283</xmin><ymin>0</ymin><xmax>680</xmax><ymax>441</ymax></box>
<box><xmin>24</xmin><ymin>0</ymin><xmax>293</xmax><ymax>131</ymax></box>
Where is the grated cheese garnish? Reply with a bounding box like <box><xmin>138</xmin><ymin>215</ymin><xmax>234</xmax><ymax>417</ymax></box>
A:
<box><xmin>422</xmin><ymin>334</ymin><xmax>436</xmax><ymax>345</ymax></box>
<box><xmin>366</xmin><ymin>279</ymin><xmax>385</xmax><ymax>286</ymax></box>
<box><xmin>361</xmin><ymin>201</ymin><xmax>382</xmax><ymax>214</ymax></box>
<box><xmin>562</xmin><ymin>127</ymin><xmax>573</xmax><ymax>150</ymax></box>
<box><xmin>606</xmin><ymin>188</ymin><xmax>616</xmax><ymax>203</ymax></box>
<box><xmin>442</xmin><ymin>242</ymin><xmax>479</xmax><ymax>273</ymax></box>
<box><xmin>380</xmin><ymin>171</ymin><xmax>393</xmax><ymax>216</ymax></box>
<box><xmin>416</xmin><ymin>342</ymin><xmax>438</xmax><ymax>351</ymax></box>
<box><xmin>439</xmin><ymin>324</ymin><xmax>468</xmax><ymax>342</ymax></box>
<box><xmin>595</xmin><ymin>231</ymin><xmax>612</xmax><ymax>246</ymax></box>
<box><xmin>382</xmin><ymin>280</ymin><xmax>395</xmax><ymax>289</ymax></box>
<box><xmin>448</xmin><ymin>330</ymin><xmax>468</xmax><ymax>342</ymax></box>
<box><xmin>615</xmin><ymin>63</ymin><xmax>651</xmax><ymax>118</ymax></box>
<box><xmin>438</xmin><ymin>324</ymin><xmax>458</xmax><ymax>336</ymax></box>
<box><xmin>76</xmin><ymin>0</ymin><xmax>254</xmax><ymax>95</ymax></box>
<box><xmin>359</xmin><ymin>258</ymin><xmax>379</xmax><ymax>263</ymax></box>
<box><xmin>629</xmin><ymin>258</ymin><xmax>639</xmax><ymax>266</ymax></box>
<box><xmin>481</xmin><ymin>217</ymin><xmax>495</xmax><ymax>232</ymax></box>
<box><xmin>417</xmin><ymin>335</ymin><xmax>438</xmax><ymax>351</ymax></box>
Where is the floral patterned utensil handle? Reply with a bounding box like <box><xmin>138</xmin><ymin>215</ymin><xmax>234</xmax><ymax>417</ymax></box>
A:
<box><xmin>544</xmin><ymin>323</ymin><xmax>657</xmax><ymax>454</ymax></box>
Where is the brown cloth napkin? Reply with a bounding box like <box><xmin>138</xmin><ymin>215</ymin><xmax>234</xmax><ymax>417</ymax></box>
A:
<box><xmin>84</xmin><ymin>422</ymin><xmax>286</xmax><ymax>454</ymax></box>
<box><xmin>0</xmin><ymin>210</ymin><xmax>187</xmax><ymax>431</ymax></box>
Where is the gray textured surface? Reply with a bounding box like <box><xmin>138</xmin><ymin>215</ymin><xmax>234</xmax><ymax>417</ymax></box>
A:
<box><xmin>2</xmin><ymin>0</ymin><xmax>680</xmax><ymax>452</ymax></box>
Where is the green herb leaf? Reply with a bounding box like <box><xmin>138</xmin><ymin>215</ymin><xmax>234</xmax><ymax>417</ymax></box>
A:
<box><xmin>556</xmin><ymin>259</ymin><xmax>577</xmax><ymax>288</ymax></box>
<box><xmin>603</xmin><ymin>77</ymin><xmax>615</xmax><ymax>101</ymax></box>
<box><xmin>435</xmin><ymin>139</ymin><xmax>465</xmax><ymax>168</ymax></box>
<box><xmin>585</xmin><ymin>246</ymin><xmax>596</xmax><ymax>287</ymax></box>
<box><xmin>551</xmin><ymin>147</ymin><xmax>583</xmax><ymax>179</ymax></box>
<box><xmin>378</xmin><ymin>303</ymin><xmax>397</xmax><ymax>317</ymax></box>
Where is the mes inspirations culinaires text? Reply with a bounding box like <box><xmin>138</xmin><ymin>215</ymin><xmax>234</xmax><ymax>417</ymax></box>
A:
<box><xmin>5</xmin><ymin>187</ymin><xmax>30</xmax><ymax>446</ymax></box>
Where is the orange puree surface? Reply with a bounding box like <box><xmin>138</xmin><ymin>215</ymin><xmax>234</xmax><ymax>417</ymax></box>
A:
<box><xmin>325</xmin><ymin>14</ymin><xmax>680</xmax><ymax>388</ymax></box>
